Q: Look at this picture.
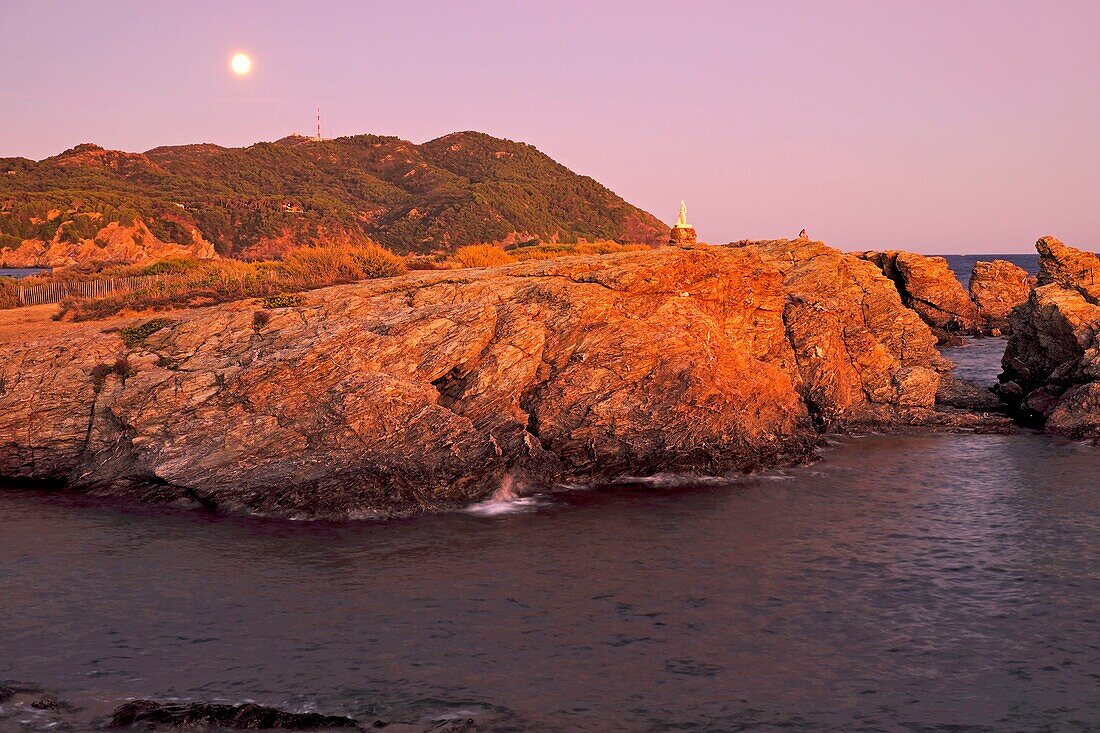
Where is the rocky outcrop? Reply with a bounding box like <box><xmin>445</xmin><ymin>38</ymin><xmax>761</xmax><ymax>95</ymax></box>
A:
<box><xmin>728</xmin><ymin>239</ymin><xmax>947</xmax><ymax>421</ymax></box>
<box><xmin>0</xmin><ymin>218</ymin><xmax>216</xmax><ymax>268</ymax></box>
<box><xmin>935</xmin><ymin>374</ymin><xmax>1007</xmax><ymax>413</ymax></box>
<box><xmin>109</xmin><ymin>700</ymin><xmax>360</xmax><ymax>730</ymax></box>
<box><xmin>968</xmin><ymin>259</ymin><xmax>1033</xmax><ymax>335</ymax></box>
<box><xmin>998</xmin><ymin>236</ymin><xmax>1100</xmax><ymax>436</ymax></box>
<box><xmin>4</xmin><ymin>687</ymin><xmax>479</xmax><ymax>732</ymax></box>
<box><xmin>0</xmin><ymin>683</ymin><xmax>78</xmax><ymax>731</ymax></box>
<box><xmin>669</xmin><ymin>226</ymin><xmax>697</xmax><ymax>248</ymax></box>
<box><xmin>859</xmin><ymin>250</ymin><xmax>980</xmax><ymax>342</ymax></box>
<box><xmin>0</xmin><ymin>243</ymin><xmax>960</xmax><ymax>517</ymax></box>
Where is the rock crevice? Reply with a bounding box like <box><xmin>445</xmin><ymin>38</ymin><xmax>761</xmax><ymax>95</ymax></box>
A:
<box><xmin>858</xmin><ymin>250</ymin><xmax>980</xmax><ymax>343</ymax></box>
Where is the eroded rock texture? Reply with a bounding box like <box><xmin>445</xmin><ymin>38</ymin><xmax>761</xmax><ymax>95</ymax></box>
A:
<box><xmin>729</xmin><ymin>239</ymin><xmax>946</xmax><ymax>419</ymax></box>
<box><xmin>999</xmin><ymin>236</ymin><xmax>1100</xmax><ymax>437</ymax></box>
<box><xmin>0</xmin><ymin>243</ymin><xmax>952</xmax><ymax>516</ymax></box>
<box><xmin>109</xmin><ymin>700</ymin><xmax>360</xmax><ymax>730</ymax></box>
<box><xmin>859</xmin><ymin>250</ymin><xmax>980</xmax><ymax>342</ymax></box>
<box><xmin>969</xmin><ymin>259</ymin><xmax>1033</xmax><ymax>335</ymax></box>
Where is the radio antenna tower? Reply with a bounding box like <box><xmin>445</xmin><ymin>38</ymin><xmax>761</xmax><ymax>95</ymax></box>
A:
<box><xmin>316</xmin><ymin>108</ymin><xmax>322</xmax><ymax>141</ymax></box>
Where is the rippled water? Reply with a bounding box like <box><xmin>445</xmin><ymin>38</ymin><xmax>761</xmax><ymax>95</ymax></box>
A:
<box><xmin>1</xmin><ymin>431</ymin><xmax>1098</xmax><ymax>732</ymax></box>
<box><xmin>0</xmin><ymin>268</ymin><xmax>50</xmax><ymax>280</ymax></box>
<box><xmin>941</xmin><ymin>337</ymin><xmax>1008</xmax><ymax>386</ymax></box>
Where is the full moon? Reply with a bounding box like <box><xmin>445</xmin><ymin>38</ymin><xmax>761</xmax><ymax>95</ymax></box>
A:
<box><xmin>230</xmin><ymin>53</ymin><xmax>252</xmax><ymax>76</ymax></box>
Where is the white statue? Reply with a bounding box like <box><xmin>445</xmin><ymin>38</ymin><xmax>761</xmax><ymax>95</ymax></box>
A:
<box><xmin>675</xmin><ymin>200</ymin><xmax>689</xmax><ymax>228</ymax></box>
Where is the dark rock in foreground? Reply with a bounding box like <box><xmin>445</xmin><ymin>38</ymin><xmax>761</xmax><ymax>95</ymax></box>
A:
<box><xmin>109</xmin><ymin>700</ymin><xmax>360</xmax><ymax>730</ymax></box>
<box><xmin>0</xmin><ymin>682</ymin><xmax>79</xmax><ymax>730</ymax></box>
<box><xmin>998</xmin><ymin>236</ymin><xmax>1100</xmax><ymax>437</ymax></box>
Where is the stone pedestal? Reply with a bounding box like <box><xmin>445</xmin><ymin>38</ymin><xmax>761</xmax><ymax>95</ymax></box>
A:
<box><xmin>669</xmin><ymin>225</ymin><xmax>697</xmax><ymax>248</ymax></box>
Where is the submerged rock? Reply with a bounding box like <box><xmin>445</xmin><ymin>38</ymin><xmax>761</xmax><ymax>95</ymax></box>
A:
<box><xmin>0</xmin><ymin>243</ymin><xmax>961</xmax><ymax>516</ymax></box>
<box><xmin>968</xmin><ymin>259</ymin><xmax>1034</xmax><ymax>335</ymax></box>
<box><xmin>935</xmin><ymin>374</ymin><xmax>1007</xmax><ymax>414</ymax></box>
<box><xmin>109</xmin><ymin>700</ymin><xmax>360</xmax><ymax>729</ymax></box>
<box><xmin>0</xmin><ymin>683</ymin><xmax>78</xmax><ymax>730</ymax></box>
<box><xmin>859</xmin><ymin>250</ymin><xmax>981</xmax><ymax>342</ymax></box>
<box><xmin>998</xmin><ymin>236</ymin><xmax>1100</xmax><ymax>436</ymax></box>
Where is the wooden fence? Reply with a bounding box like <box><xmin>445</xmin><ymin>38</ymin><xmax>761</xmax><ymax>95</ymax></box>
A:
<box><xmin>17</xmin><ymin>275</ymin><xmax>164</xmax><ymax>306</ymax></box>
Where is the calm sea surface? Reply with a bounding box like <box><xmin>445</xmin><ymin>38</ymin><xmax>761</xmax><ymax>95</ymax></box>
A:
<box><xmin>2</xmin><ymin>439</ymin><xmax>1098</xmax><ymax>730</ymax></box>
<box><xmin>0</xmin><ymin>268</ymin><xmax>49</xmax><ymax>279</ymax></box>
<box><xmin>1</xmin><ymin>270</ymin><xmax>1098</xmax><ymax>733</ymax></box>
<box><xmin>942</xmin><ymin>254</ymin><xmax>1039</xmax><ymax>284</ymax></box>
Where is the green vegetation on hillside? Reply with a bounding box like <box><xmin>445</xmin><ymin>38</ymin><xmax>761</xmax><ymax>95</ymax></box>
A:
<box><xmin>1</xmin><ymin>132</ymin><xmax>666</xmax><ymax>258</ymax></box>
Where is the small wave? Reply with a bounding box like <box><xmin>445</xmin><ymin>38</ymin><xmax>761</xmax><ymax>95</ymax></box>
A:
<box><xmin>755</xmin><ymin>472</ymin><xmax>796</xmax><ymax>481</ymax></box>
<box><xmin>463</xmin><ymin>472</ymin><xmax>545</xmax><ymax>516</ymax></box>
<box><xmin>611</xmin><ymin>472</ymin><xmax>739</xmax><ymax>487</ymax></box>
<box><xmin>464</xmin><ymin>496</ymin><xmax>542</xmax><ymax>516</ymax></box>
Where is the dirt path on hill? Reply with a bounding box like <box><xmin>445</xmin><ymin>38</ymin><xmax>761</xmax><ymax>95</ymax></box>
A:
<box><xmin>0</xmin><ymin>304</ymin><xmax>204</xmax><ymax>344</ymax></box>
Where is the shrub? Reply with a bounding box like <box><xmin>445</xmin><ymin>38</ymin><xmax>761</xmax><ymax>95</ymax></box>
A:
<box><xmin>90</xmin><ymin>363</ymin><xmax>113</xmax><ymax>391</ymax></box>
<box><xmin>511</xmin><ymin>241</ymin><xmax>650</xmax><ymax>261</ymax></box>
<box><xmin>141</xmin><ymin>258</ymin><xmax>202</xmax><ymax>276</ymax></box>
<box><xmin>90</xmin><ymin>356</ymin><xmax>135</xmax><ymax>391</ymax></box>
<box><xmin>404</xmin><ymin>255</ymin><xmax>454</xmax><ymax>271</ymax></box>
<box><xmin>56</xmin><ymin>243</ymin><xmax>406</xmax><ymax>321</ymax></box>
<box><xmin>0</xmin><ymin>277</ymin><xmax>18</xmax><ymax>309</ymax></box>
<box><xmin>252</xmin><ymin>310</ymin><xmax>272</xmax><ymax>332</ymax></box>
<box><xmin>279</xmin><ymin>242</ymin><xmax>405</xmax><ymax>282</ymax></box>
<box><xmin>113</xmin><ymin>355</ymin><xmax>135</xmax><ymax>379</ymax></box>
<box><xmin>449</xmin><ymin>244</ymin><xmax>517</xmax><ymax>268</ymax></box>
<box><xmin>261</xmin><ymin>294</ymin><xmax>304</xmax><ymax>309</ymax></box>
<box><xmin>119</xmin><ymin>317</ymin><xmax>176</xmax><ymax>346</ymax></box>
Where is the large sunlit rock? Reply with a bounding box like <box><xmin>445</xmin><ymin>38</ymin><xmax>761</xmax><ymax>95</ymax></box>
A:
<box><xmin>968</xmin><ymin>259</ymin><xmax>1033</xmax><ymax>335</ymax></box>
<box><xmin>998</xmin><ymin>236</ymin><xmax>1100</xmax><ymax>436</ymax></box>
<box><xmin>0</xmin><ymin>242</ymin><xmax>958</xmax><ymax>516</ymax></box>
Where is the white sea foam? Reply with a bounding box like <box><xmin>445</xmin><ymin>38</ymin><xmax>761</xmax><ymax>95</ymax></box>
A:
<box><xmin>464</xmin><ymin>495</ymin><xmax>542</xmax><ymax>516</ymax></box>
<box><xmin>463</xmin><ymin>472</ymin><xmax>544</xmax><ymax>516</ymax></box>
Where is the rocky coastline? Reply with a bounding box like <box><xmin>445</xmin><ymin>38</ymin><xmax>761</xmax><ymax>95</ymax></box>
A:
<box><xmin>0</xmin><ymin>236</ymin><xmax>1086</xmax><ymax>517</ymax></box>
<box><xmin>0</xmin><ymin>684</ymin><xmax>476</xmax><ymax>732</ymax></box>
<box><xmin>997</xmin><ymin>236</ymin><xmax>1100</xmax><ymax>437</ymax></box>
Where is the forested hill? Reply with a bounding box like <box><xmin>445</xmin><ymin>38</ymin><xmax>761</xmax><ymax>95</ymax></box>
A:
<box><xmin>0</xmin><ymin>131</ymin><xmax>667</xmax><ymax>259</ymax></box>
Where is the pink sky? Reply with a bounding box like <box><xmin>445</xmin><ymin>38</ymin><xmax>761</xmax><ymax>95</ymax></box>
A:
<box><xmin>1</xmin><ymin>1</ymin><xmax>1097</xmax><ymax>253</ymax></box>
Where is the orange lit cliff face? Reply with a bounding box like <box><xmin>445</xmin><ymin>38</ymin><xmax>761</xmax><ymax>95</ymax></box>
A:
<box><xmin>0</xmin><ymin>240</ymin><xmax>973</xmax><ymax>516</ymax></box>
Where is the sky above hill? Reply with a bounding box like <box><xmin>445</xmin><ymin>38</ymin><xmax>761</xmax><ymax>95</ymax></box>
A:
<box><xmin>1</xmin><ymin>1</ymin><xmax>1097</xmax><ymax>253</ymax></box>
